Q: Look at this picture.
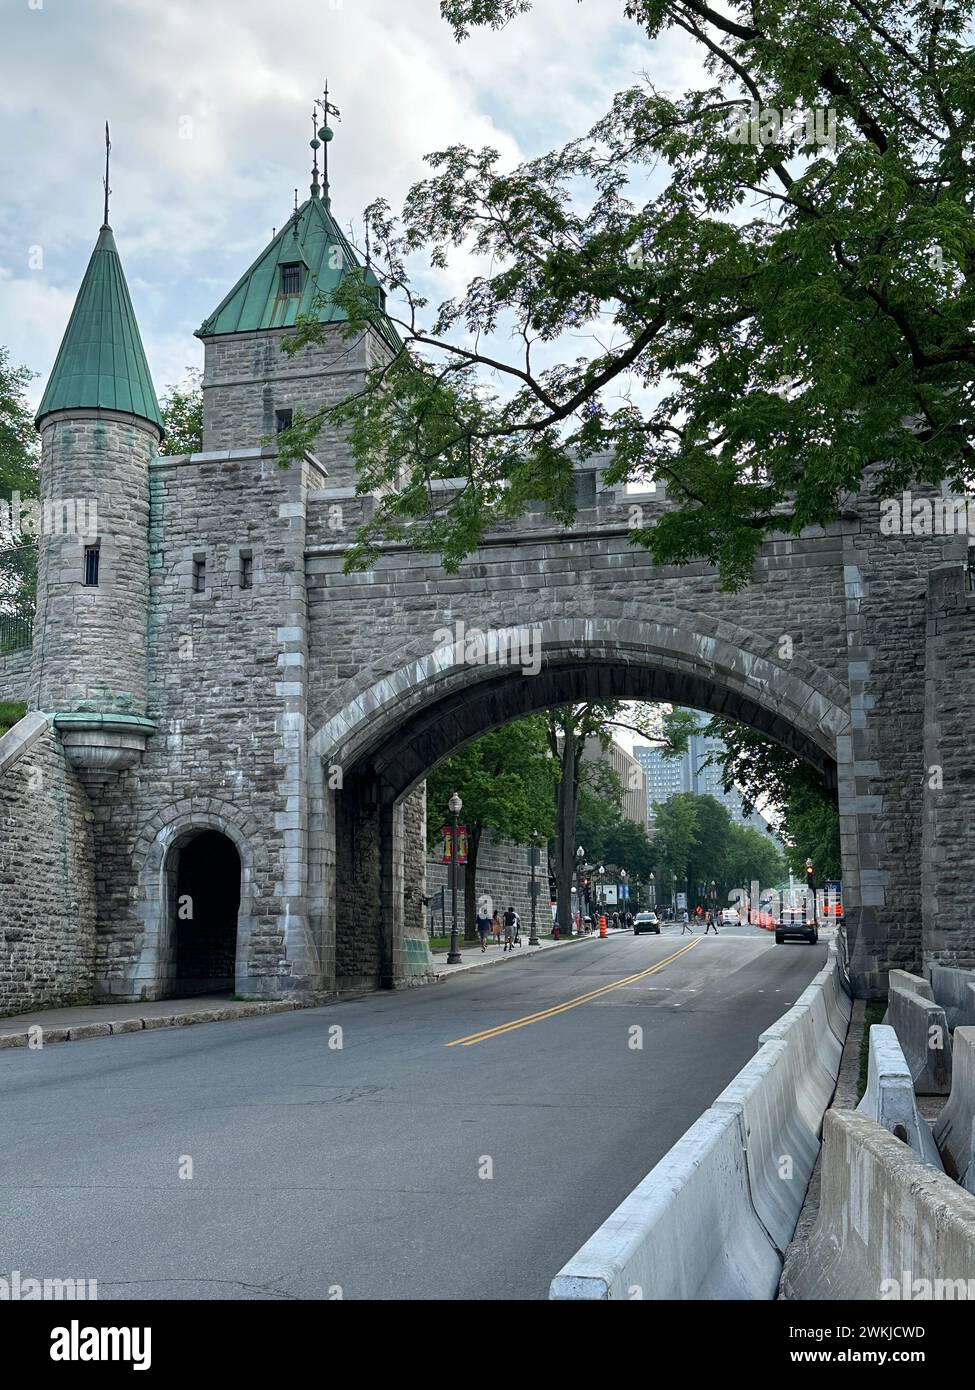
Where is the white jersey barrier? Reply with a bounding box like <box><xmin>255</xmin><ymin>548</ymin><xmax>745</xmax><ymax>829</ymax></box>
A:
<box><xmin>780</xmin><ymin>1108</ymin><xmax>975</xmax><ymax>1301</ymax></box>
<box><xmin>934</xmin><ymin>1027</ymin><xmax>975</xmax><ymax>1191</ymax></box>
<box><xmin>887</xmin><ymin>985</ymin><xmax>953</xmax><ymax>1095</ymax></box>
<box><xmin>856</xmin><ymin>1024</ymin><xmax>943</xmax><ymax>1169</ymax></box>
<box><xmin>550</xmin><ymin>943</ymin><xmax>850</xmax><ymax>1299</ymax></box>
<box><xmin>928</xmin><ymin>966</ymin><xmax>975</xmax><ymax>1030</ymax></box>
<box><xmin>888</xmin><ymin>969</ymin><xmax>934</xmax><ymax>1003</ymax></box>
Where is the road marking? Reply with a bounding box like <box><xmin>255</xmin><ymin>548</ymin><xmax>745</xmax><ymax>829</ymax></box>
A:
<box><xmin>446</xmin><ymin>938</ymin><xmax>702</xmax><ymax>1047</ymax></box>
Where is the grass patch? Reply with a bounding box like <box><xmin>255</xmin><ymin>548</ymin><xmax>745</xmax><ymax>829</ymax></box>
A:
<box><xmin>0</xmin><ymin>701</ymin><xmax>27</xmax><ymax>736</ymax></box>
<box><xmin>857</xmin><ymin>1000</ymin><xmax>887</xmax><ymax>1101</ymax></box>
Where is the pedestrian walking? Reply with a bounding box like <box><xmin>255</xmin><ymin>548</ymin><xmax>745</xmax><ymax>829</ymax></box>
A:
<box><xmin>492</xmin><ymin>909</ymin><xmax>503</xmax><ymax>948</ymax></box>
<box><xmin>503</xmin><ymin>906</ymin><xmax>518</xmax><ymax>952</ymax></box>
<box><xmin>704</xmin><ymin>910</ymin><xmax>719</xmax><ymax>935</ymax></box>
<box><xmin>680</xmin><ymin>909</ymin><xmax>693</xmax><ymax>934</ymax></box>
<box><xmin>476</xmin><ymin>905</ymin><xmax>492</xmax><ymax>952</ymax></box>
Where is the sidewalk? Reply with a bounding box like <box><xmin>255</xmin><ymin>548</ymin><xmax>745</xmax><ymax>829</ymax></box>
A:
<box><xmin>0</xmin><ymin>994</ymin><xmax>306</xmax><ymax>1048</ymax></box>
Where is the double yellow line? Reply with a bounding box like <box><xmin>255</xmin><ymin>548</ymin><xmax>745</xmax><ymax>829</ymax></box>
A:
<box><xmin>446</xmin><ymin>937</ymin><xmax>702</xmax><ymax>1047</ymax></box>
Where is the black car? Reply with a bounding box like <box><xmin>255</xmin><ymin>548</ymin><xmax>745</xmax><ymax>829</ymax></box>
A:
<box><xmin>774</xmin><ymin>916</ymin><xmax>819</xmax><ymax>945</ymax></box>
<box><xmin>633</xmin><ymin>912</ymin><xmax>661</xmax><ymax>936</ymax></box>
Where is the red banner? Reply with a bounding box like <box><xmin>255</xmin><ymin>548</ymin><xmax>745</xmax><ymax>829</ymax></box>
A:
<box><xmin>439</xmin><ymin>825</ymin><xmax>468</xmax><ymax>864</ymax></box>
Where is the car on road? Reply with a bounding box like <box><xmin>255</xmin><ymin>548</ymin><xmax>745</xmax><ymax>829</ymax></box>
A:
<box><xmin>633</xmin><ymin>911</ymin><xmax>661</xmax><ymax>935</ymax></box>
<box><xmin>721</xmin><ymin>907</ymin><xmax>741</xmax><ymax>925</ymax></box>
<box><xmin>774</xmin><ymin>917</ymin><xmax>819</xmax><ymax>945</ymax></box>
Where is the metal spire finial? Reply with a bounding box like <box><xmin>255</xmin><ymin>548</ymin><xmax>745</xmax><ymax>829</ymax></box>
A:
<box><xmin>313</xmin><ymin>79</ymin><xmax>341</xmax><ymax>208</ymax></box>
<box><xmin>102</xmin><ymin>122</ymin><xmax>112</xmax><ymax>229</ymax></box>
<box><xmin>310</xmin><ymin>106</ymin><xmax>321</xmax><ymax>200</ymax></box>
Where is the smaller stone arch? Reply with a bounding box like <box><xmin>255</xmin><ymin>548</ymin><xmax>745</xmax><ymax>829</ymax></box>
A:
<box><xmin>129</xmin><ymin>802</ymin><xmax>259</xmax><ymax>1001</ymax></box>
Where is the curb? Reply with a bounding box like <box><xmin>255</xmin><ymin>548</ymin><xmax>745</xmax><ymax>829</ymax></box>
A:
<box><xmin>0</xmin><ymin>999</ymin><xmax>309</xmax><ymax>1049</ymax></box>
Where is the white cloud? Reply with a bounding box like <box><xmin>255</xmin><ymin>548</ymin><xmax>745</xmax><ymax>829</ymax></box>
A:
<box><xmin>0</xmin><ymin>0</ymin><xmax>702</xmax><ymax>402</ymax></box>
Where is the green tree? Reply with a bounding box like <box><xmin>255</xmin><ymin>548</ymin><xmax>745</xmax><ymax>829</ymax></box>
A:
<box><xmin>159</xmin><ymin>369</ymin><xmax>203</xmax><ymax>456</ymax></box>
<box><xmin>426</xmin><ymin>716</ymin><xmax>555</xmax><ymax>939</ymax></box>
<box><xmin>698</xmin><ymin>717</ymin><xmax>840</xmax><ymax>883</ymax></box>
<box><xmin>0</xmin><ymin>347</ymin><xmax>40</xmax><ymax>619</ymax></box>
<box><xmin>724</xmin><ymin>821</ymin><xmax>787</xmax><ymax>901</ymax></box>
<box><xmin>281</xmin><ymin>1</ymin><xmax>975</xmax><ymax>588</ymax></box>
<box><xmin>546</xmin><ymin>700</ymin><xmax>670</xmax><ymax>933</ymax></box>
<box><xmin>651</xmin><ymin>794</ymin><xmax>700</xmax><ymax>909</ymax></box>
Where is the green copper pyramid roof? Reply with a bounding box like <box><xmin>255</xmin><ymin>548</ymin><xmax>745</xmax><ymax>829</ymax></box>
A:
<box><xmin>196</xmin><ymin>195</ymin><xmax>401</xmax><ymax>352</ymax></box>
<box><xmin>36</xmin><ymin>226</ymin><xmax>163</xmax><ymax>433</ymax></box>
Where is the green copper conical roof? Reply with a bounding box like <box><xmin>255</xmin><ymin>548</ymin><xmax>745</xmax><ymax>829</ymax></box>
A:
<box><xmin>196</xmin><ymin>195</ymin><xmax>401</xmax><ymax>352</ymax></box>
<box><xmin>36</xmin><ymin>225</ymin><xmax>163</xmax><ymax>433</ymax></box>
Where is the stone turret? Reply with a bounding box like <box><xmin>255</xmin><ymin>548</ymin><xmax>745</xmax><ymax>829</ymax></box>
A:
<box><xmin>30</xmin><ymin>221</ymin><xmax>162</xmax><ymax>775</ymax></box>
<box><xmin>195</xmin><ymin>173</ymin><xmax>399</xmax><ymax>479</ymax></box>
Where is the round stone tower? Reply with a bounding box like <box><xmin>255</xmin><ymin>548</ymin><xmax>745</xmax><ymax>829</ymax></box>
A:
<box><xmin>30</xmin><ymin>221</ymin><xmax>163</xmax><ymax>775</ymax></box>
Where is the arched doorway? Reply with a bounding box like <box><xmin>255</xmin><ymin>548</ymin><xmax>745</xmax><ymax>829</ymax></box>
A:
<box><xmin>171</xmin><ymin>830</ymin><xmax>241</xmax><ymax>997</ymax></box>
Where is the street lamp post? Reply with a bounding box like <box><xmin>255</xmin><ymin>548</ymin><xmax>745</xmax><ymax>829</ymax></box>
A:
<box><xmin>598</xmin><ymin>864</ymin><xmax>605</xmax><ymax>915</ymax></box>
<box><xmin>447</xmin><ymin>792</ymin><xmax>463</xmax><ymax>964</ymax></box>
<box><xmin>529</xmin><ymin>839</ymin><xmax>540</xmax><ymax>947</ymax></box>
<box><xmin>575</xmin><ymin>845</ymin><xmax>584</xmax><ymax>936</ymax></box>
<box><xmin>620</xmin><ymin>869</ymin><xmax>628</xmax><ymax>920</ymax></box>
<box><xmin>649</xmin><ymin>872</ymin><xmax>655</xmax><ymax>913</ymax></box>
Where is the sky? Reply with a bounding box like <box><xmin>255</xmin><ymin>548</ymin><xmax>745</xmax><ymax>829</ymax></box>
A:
<box><xmin>0</xmin><ymin>0</ymin><xmax>701</xmax><ymax>408</ymax></box>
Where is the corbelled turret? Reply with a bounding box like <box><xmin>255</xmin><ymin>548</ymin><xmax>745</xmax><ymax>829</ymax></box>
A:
<box><xmin>31</xmin><ymin>140</ymin><xmax>160</xmax><ymax>776</ymax></box>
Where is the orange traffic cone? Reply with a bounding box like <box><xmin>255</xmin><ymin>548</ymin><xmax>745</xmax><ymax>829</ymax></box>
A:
<box><xmin>599</xmin><ymin>915</ymin><xmax>607</xmax><ymax>938</ymax></box>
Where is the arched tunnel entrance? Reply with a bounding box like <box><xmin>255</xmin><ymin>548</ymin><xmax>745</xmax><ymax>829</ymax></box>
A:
<box><xmin>170</xmin><ymin>830</ymin><xmax>242</xmax><ymax>997</ymax></box>
<box><xmin>316</xmin><ymin>649</ymin><xmax>845</xmax><ymax>995</ymax></box>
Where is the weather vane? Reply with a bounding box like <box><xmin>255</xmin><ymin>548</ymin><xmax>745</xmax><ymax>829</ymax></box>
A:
<box><xmin>102</xmin><ymin>122</ymin><xmax>112</xmax><ymax>229</ymax></box>
<box><xmin>309</xmin><ymin>79</ymin><xmax>341</xmax><ymax>204</ymax></box>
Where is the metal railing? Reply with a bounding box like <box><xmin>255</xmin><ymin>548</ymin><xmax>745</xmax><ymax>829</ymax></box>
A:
<box><xmin>0</xmin><ymin>615</ymin><xmax>32</xmax><ymax>655</ymax></box>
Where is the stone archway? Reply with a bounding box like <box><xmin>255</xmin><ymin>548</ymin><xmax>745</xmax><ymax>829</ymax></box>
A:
<box><xmin>306</xmin><ymin>619</ymin><xmax>852</xmax><ymax>996</ymax></box>
<box><xmin>127</xmin><ymin>803</ymin><xmax>259</xmax><ymax>1002</ymax></box>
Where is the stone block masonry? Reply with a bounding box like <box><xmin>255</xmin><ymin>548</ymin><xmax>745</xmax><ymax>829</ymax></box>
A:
<box><xmin>0</xmin><ymin>714</ymin><xmax>96</xmax><ymax>1013</ymax></box>
<box><xmin>0</xmin><ymin>648</ymin><xmax>31</xmax><ymax>705</ymax></box>
<box><xmin>426</xmin><ymin>831</ymin><xmax>548</xmax><ymax>938</ymax></box>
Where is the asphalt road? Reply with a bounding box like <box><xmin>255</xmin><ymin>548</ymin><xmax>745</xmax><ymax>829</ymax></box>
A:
<box><xmin>0</xmin><ymin>926</ymin><xmax>826</xmax><ymax>1301</ymax></box>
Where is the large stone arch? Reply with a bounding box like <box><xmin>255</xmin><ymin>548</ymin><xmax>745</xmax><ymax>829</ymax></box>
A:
<box><xmin>309</xmin><ymin>615</ymin><xmax>851</xmax><ymax>779</ymax></box>
<box><xmin>306</xmin><ymin>618</ymin><xmax>852</xmax><ymax>997</ymax></box>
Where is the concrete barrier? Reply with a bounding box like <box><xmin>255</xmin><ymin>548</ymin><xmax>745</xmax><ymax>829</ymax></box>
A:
<box><xmin>929</xmin><ymin>966</ymin><xmax>975</xmax><ymax>1030</ymax></box>
<box><xmin>549</xmin><ymin>1107</ymin><xmax>780</xmax><ymax>1300</ymax></box>
<box><xmin>934</xmin><ymin>1027</ymin><xmax>975</xmax><ymax>1182</ymax></box>
<box><xmin>711</xmin><ymin>1038</ymin><xmax>822</xmax><ymax>1254</ymax></box>
<box><xmin>781</xmin><ymin>1109</ymin><xmax>975</xmax><ymax>1300</ymax></box>
<box><xmin>888</xmin><ymin>969</ymin><xmax>934</xmax><ymax>1002</ymax></box>
<box><xmin>887</xmin><ymin>985</ymin><xmax>952</xmax><ymax>1095</ymax></box>
<box><xmin>856</xmin><ymin>1025</ymin><xmax>942</xmax><ymax>1169</ymax></box>
<box><xmin>551</xmin><ymin>948</ymin><xmax>848</xmax><ymax>1299</ymax></box>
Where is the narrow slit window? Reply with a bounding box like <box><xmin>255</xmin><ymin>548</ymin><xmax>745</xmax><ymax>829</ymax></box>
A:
<box><xmin>275</xmin><ymin>408</ymin><xmax>293</xmax><ymax>434</ymax></box>
<box><xmin>240</xmin><ymin>553</ymin><xmax>253</xmax><ymax>590</ymax></box>
<box><xmin>280</xmin><ymin>263</ymin><xmax>301</xmax><ymax>296</ymax></box>
<box><xmin>83</xmin><ymin>544</ymin><xmax>100</xmax><ymax>587</ymax></box>
<box><xmin>193</xmin><ymin>557</ymin><xmax>206</xmax><ymax>594</ymax></box>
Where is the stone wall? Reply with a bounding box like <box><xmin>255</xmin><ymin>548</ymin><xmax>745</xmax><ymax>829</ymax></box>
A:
<box><xmin>86</xmin><ymin>444</ymin><xmax>324</xmax><ymax>1002</ymax></box>
<box><xmin>201</xmin><ymin>326</ymin><xmax>386</xmax><ymax>488</ymax></box>
<box><xmin>0</xmin><ymin>714</ymin><xmax>96</xmax><ymax>1014</ymax></box>
<box><xmin>427</xmin><ymin>831</ymin><xmax>550</xmax><ymax>938</ymax></box>
<box><xmin>0</xmin><ymin>647</ymin><xmax>31</xmax><ymax>705</ymax></box>
<box><xmin>923</xmin><ymin>562</ymin><xmax>975</xmax><ymax>970</ymax></box>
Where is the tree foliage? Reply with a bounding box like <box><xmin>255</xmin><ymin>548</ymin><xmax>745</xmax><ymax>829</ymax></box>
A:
<box><xmin>158</xmin><ymin>369</ymin><xmax>203</xmax><ymax>456</ymax></box>
<box><xmin>280</xmin><ymin>0</ymin><xmax>975</xmax><ymax>587</ymax></box>
<box><xmin>426</xmin><ymin>716</ymin><xmax>555</xmax><ymax>935</ymax></box>
<box><xmin>0</xmin><ymin>347</ymin><xmax>39</xmax><ymax>618</ymax></box>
